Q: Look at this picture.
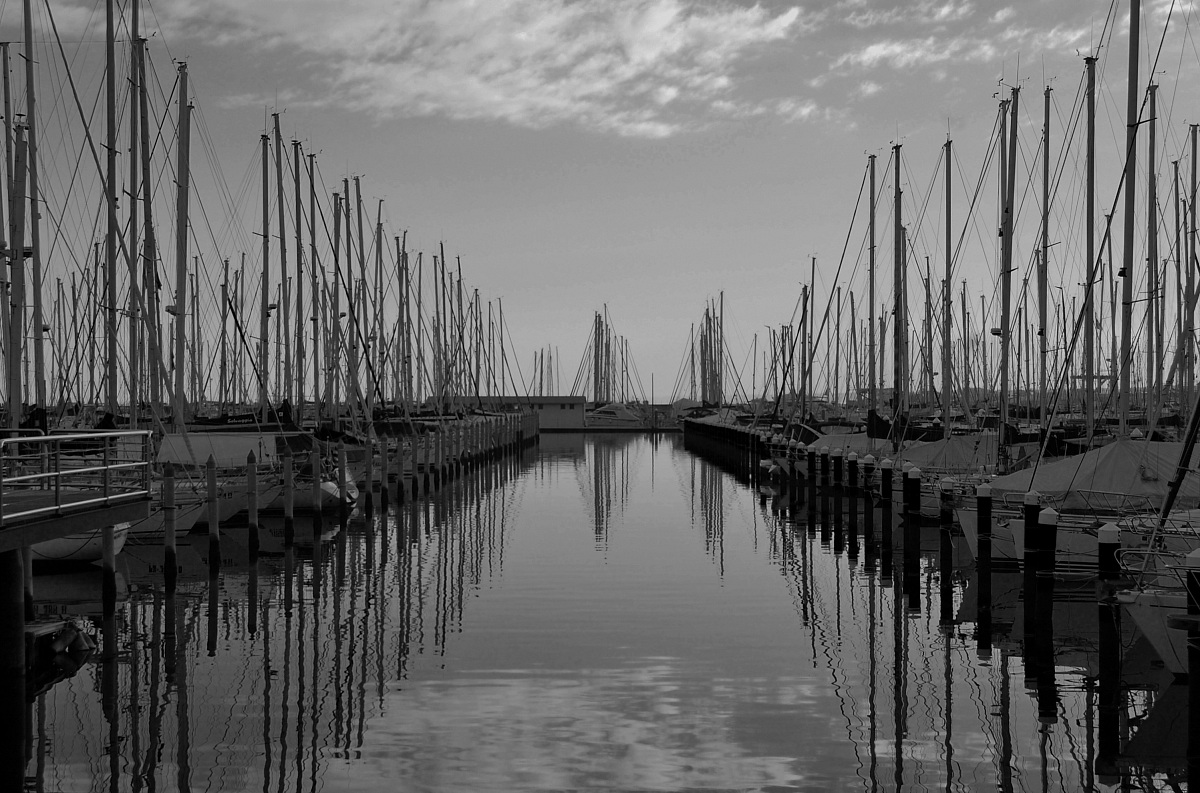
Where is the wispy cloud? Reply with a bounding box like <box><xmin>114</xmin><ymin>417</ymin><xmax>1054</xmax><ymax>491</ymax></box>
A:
<box><xmin>152</xmin><ymin>0</ymin><xmax>808</xmax><ymax>137</ymax></box>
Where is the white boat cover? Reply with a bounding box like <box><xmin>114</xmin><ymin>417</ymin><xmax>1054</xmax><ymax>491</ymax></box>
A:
<box><xmin>157</xmin><ymin>432</ymin><xmax>280</xmax><ymax>468</ymax></box>
<box><xmin>982</xmin><ymin>438</ymin><xmax>1200</xmax><ymax>513</ymax></box>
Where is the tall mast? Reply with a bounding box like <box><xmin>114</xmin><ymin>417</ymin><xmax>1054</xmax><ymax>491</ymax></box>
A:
<box><xmin>960</xmin><ymin>281</ymin><xmax>969</xmax><ymax>408</ymax></box>
<box><xmin>868</xmin><ymin>154</ymin><xmax>876</xmax><ymax>416</ymax></box>
<box><xmin>1147</xmin><ymin>84</ymin><xmax>1159</xmax><ymax>425</ymax></box>
<box><xmin>942</xmin><ymin>137</ymin><xmax>952</xmax><ymax>436</ymax></box>
<box><xmin>1118</xmin><ymin>0</ymin><xmax>1140</xmax><ymax>435</ymax></box>
<box><xmin>24</xmin><ymin>0</ymin><xmax>45</xmax><ymax>412</ymax></box>
<box><xmin>293</xmin><ymin>140</ymin><xmax>304</xmax><ymax>417</ymax></box>
<box><xmin>171</xmin><ymin>63</ymin><xmax>190</xmax><ymax>431</ymax></box>
<box><xmin>0</xmin><ymin>43</ymin><xmax>11</xmax><ymax>365</ymax></box>
<box><xmin>1085</xmin><ymin>56</ymin><xmax>1097</xmax><ymax>438</ymax></box>
<box><xmin>309</xmin><ymin>152</ymin><xmax>319</xmax><ymax>417</ymax></box>
<box><xmin>219</xmin><ymin>258</ymin><xmax>228</xmax><ymax>413</ymax></box>
<box><xmin>330</xmin><ymin>192</ymin><xmax>341</xmax><ymax>421</ymax></box>
<box><xmin>1188</xmin><ymin>125</ymin><xmax>1197</xmax><ymax>417</ymax></box>
<box><xmin>137</xmin><ymin>35</ymin><xmax>159</xmax><ymax>422</ymax></box>
<box><xmin>1039</xmin><ymin>86</ymin><xmax>1050</xmax><ymax>431</ymax></box>
<box><xmin>126</xmin><ymin>0</ymin><xmax>140</xmax><ymax>427</ymax></box>
<box><xmin>892</xmin><ymin>143</ymin><xmax>904</xmax><ymax>440</ymax></box>
<box><xmin>259</xmin><ymin>132</ymin><xmax>270</xmax><ymax>420</ymax></box>
<box><xmin>999</xmin><ymin>89</ymin><xmax>1018</xmax><ymax>469</ymax></box>
<box><xmin>7</xmin><ymin>127</ymin><xmax>25</xmax><ymax>428</ymax></box>
<box><xmin>273</xmin><ymin>113</ymin><xmax>289</xmax><ymax>405</ymax></box>
<box><xmin>105</xmin><ymin>0</ymin><xmax>118</xmax><ymax>418</ymax></box>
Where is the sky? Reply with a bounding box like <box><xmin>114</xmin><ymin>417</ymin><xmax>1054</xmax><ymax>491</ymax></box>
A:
<box><xmin>1</xmin><ymin>0</ymin><xmax>1198</xmax><ymax>407</ymax></box>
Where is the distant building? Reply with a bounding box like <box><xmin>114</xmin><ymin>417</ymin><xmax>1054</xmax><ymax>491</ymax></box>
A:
<box><xmin>475</xmin><ymin>395</ymin><xmax>587</xmax><ymax>431</ymax></box>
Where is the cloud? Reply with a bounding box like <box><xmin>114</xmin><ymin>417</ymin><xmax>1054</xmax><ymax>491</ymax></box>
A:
<box><xmin>150</xmin><ymin>0</ymin><xmax>808</xmax><ymax>137</ymax></box>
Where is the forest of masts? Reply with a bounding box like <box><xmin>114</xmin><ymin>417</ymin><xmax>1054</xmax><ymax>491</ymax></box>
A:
<box><xmin>684</xmin><ymin>6</ymin><xmax>1200</xmax><ymax>439</ymax></box>
<box><xmin>0</xmin><ymin>0</ymin><xmax>545</xmax><ymax>435</ymax></box>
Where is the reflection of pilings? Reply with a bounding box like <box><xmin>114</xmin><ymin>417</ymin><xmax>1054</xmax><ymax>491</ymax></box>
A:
<box><xmin>1096</xmin><ymin>595</ymin><xmax>1121</xmax><ymax>776</ymax></box>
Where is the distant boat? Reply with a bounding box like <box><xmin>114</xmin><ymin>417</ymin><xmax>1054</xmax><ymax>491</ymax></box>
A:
<box><xmin>32</xmin><ymin>522</ymin><xmax>130</xmax><ymax>564</ymax></box>
<box><xmin>585</xmin><ymin>402</ymin><xmax>647</xmax><ymax>429</ymax></box>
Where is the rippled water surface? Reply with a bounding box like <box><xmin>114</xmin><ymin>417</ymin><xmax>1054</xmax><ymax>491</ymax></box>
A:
<box><xmin>26</xmin><ymin>433</ymin><xmax>1173</xmax><ymax>791</ymax></box>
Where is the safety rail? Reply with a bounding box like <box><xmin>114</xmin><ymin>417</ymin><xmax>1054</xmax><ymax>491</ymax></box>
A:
<box><xmin>0</xmin><ymin>430</ymin><xmax>153</xmax><ymax>527</ymax></box>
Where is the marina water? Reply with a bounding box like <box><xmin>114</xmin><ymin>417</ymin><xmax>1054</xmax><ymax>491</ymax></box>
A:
<box><xmin>26</xmin><ymin>434</ymin><xmax>1166</xmax><ymax>791</ymax></box>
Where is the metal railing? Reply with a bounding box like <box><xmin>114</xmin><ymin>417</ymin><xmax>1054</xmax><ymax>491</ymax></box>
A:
<box><xmin>0</xmin><ymin>430</ymin><xmax>153</xmax><ymax>527</ymax></box>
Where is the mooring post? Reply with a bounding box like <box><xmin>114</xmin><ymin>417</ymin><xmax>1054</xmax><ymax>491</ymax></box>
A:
<box><xmin>283</xmin><ymin>448</ymin><xmax>295</xmax><ymax>545</ymax></box>
<box><xmin>1022</xmin><ymin>491</ymin><xmax>1042</xmax><ymax>574</ymax></box>
<box><xmin>847</xmin><ymin>452</ymin><xmax>858</xmax><ymax>492</ymax></box>
<box><xmin>819</xmin><ymin>446</ymin><xmax>830</xmax><ymax>487</ymax></box>
<box><xmin>164</xmin><ymin>462</ymin><xmax>178</xmax><ymax>590</ymax></box>
<box><xmin>1034</xmin><ymin>506</ymin><xmax>1059</xmax><ymax>724</ymax></box>
<box><xmin>1098</xmin><ymin>522</ymin><xmax>1120</xmax><ymax>579</ymax></box>
<box><xmin>247</xmin><ymin>451</ymin><xmax>259</xmax><ymax>556</ymax></box>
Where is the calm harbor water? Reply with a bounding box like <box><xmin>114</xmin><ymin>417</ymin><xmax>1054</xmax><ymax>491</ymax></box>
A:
<box><xmin>25</xmin><ymin>433</ymin><xmax>1177</xmax><ymax>791</ymax></box>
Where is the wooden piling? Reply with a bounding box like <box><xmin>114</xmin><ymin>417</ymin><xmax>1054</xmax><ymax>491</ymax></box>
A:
<box><xmin>1098</xmin><ymin>522</ymin><xmax>1120</xmax><ymax>579</ymax></box>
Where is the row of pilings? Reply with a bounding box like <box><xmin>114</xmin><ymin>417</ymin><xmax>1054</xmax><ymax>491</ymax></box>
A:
<box><xmin>0</xmin><ymin>410</ymin><xmax>541</xmax><ymax>791</ymax></box>
<box><xmin>681</xmin><ymin>417</ymin><xmax>1148</xmax><ymax>781</ymax></box>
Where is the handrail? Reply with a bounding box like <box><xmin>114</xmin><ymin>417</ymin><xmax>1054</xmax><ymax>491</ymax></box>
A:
<box><xmin>0</xmin><ymin>430</ymin><xmax>153</xmax><ymax>527</ymax></box>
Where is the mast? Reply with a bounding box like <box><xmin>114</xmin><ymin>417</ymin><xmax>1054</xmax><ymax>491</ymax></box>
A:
<box><xmin>273</xmin><ymin>114</ymin><xmax>289</xmax><ymax>405</ymax></box>
<box><xmin>1085</xmin><ymin>56</ymin><xmax>1097</xmax><ymax>439</ymax></box>
<box><xmin>1118</xmin><ymin>0</ymin><xmax>1140</xmax><ymax>435</ymax></box>
<box><xmin>308</xmin><ymin>152</ymin><xmax>319</xmax><ymax>418</ymax></box>
<box><xmin>293</xmin><ymin>140</ymin><xmax>304</xmax><ymax>418</ymax></box>
<box><xmin>7</xmin><ymin>126</ymin><xmax>25</xmax><ymax>428</ymax></box>
<box><xmin>138</xmin><ymin>34</ymin><xmax>159</xmax><ymax>422</ymax></box>
<box><xmin>24</xmin><ymin>0</ymin><xmax>45</xmax><ymax>412</ymax></box>
<box><xmin>892</xmin><ymin>144</ymin><xmax>905</xmax><ymax>442</ymax></box>
<box><xmin>330</xmin><ymin>192</ymin><xmax>341</xmax><ymax>422</ymax></box>
<box><xmin>126</xmin><ymin>0</ymin><xmax>140</xmax><ymax>427</ymax></box>
<box><xmin>0</xmin><ymin>43</ymin><xmax>10</xmax><ymax>367</ymax></box>
<box><xmin>219</xmin><ymin>258</ymin><xmax>228</xmax><ymax>413</ymax></box>
<box><xmin>259</xmin><ymin>132</ymin><xmax>270</xmax><ymax>421</ymax></box>
<box><xmin>105</xmin><ymin>0</ymin><xmax>118</xmax><ymax>417</ymax></box>
<box><xmin>1147</xmin><ymin>84</ymin><xmax>1159</xmax><ymax>425</ymax></box>
<box><xmin>171</xmin><ymin>64</ymin><xmax>190</xmax><ymax>432</ymax></box>
<box><xmin>942</xmin><ymin>137</ymin><xmax>952</xmax><ymax>436</ymax></box>
<box><xmin>961</xmin><ymin>281</ymin><xmax>969</xmax><ymax>409</ymax></box>
<box><xmin>1039</xmin><ymin>86</ymin><xmax>1050</xmax><ymax>431</ymax></box>
<box><xmin>998</xmin><ymin>89</ymin><xmax>1018</xmax><ymax>469</ymax></box>
<box><xmin>1189</xmin><ymin>125</ymin><xmax>1197</xmax><ymax>417</ymax></box>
